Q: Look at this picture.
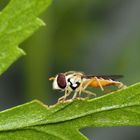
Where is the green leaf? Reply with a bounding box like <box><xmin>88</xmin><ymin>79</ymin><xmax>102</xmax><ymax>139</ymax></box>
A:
<box><xmin>0</xmin><ymin>83</ymin><xmax>140</xmax><ymax>140</ymax></box>
<box><xmin>0</xmin><ymin>0</ymin><xmax>52</xmax><ymax>75</ymax></box>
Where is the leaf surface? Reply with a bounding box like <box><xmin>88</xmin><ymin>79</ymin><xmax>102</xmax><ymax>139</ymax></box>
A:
<box><xmin>0</xmin><ymin>83</ymin><xmax>140</xmax><ymax>140</ymax></box>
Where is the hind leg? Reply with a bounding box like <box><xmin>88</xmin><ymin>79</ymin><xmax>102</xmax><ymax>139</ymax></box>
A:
<box><xmin>113</xmin><ymin>81</ymin><xmax>127</xmax><ymax>89</ymax></box>
<box><xmin>82</xmin><ymin>89</ymin><xmax>96</xmax><ymax>98</ymax></box>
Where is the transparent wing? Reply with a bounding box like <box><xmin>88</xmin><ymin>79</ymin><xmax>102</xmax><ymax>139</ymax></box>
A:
<box><xmin>83</xmin><ymin>75</ymin><xmax>123</xmax><ymax>81</ymax></box>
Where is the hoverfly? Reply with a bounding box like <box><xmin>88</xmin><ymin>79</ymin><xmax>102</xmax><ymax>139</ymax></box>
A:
<box><xmin>49</xmin><ymin>71</ymin><xmax>126</xmax><ymax>102</ymax></box>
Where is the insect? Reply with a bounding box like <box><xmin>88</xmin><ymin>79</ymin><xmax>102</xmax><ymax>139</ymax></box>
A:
<box><xmin>49</xmin><ymin>71</ymin><xmax>126</xmax><ymax>102</ymax></box>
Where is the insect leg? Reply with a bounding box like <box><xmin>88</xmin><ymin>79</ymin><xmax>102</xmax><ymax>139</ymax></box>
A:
<box><xmin>78</xmin><ymin>77</ymin><xmax>104</xmax><ymax>98</ymax></box>
<box><xmin>94</xmin><ymin>77</ymin><xmax>104</xmax><ymax>91</ymax></box>
<box><xmin>58</xmin><ymin>89</ymin><xmax>71</xmax><ymax>102</ymax></box>
<box><xmin>114</xmin><ymin>81</ymin><xmax>127</xmax><ymax>89</ymax></box>
<box><xmin>77</xmin><ymin>80</ymin><xmax>85</xmax><ymax>97</ymax></box>
<box><xmin>77</xmin><ymin>79</ymin><xmax>95</xmax><ymax>98</ymax></box>
<box><xmin>72</xmin><ymin>91</ymin><xmax>79</xmax><ymax>100</ymax></box>
<box><xmin>78</xmin><ymin>79</ymin><xmax>93</xmax><ymax>97</ymax></box>
<box><xmin>83</xmin><ymin>79</ymin><xmax>93</xmax><ymax>89</ymax></box>
<box><xmin>82</xmin><ymin>89</ymin><xmax>96</xmax><ymax>97</ymax></box>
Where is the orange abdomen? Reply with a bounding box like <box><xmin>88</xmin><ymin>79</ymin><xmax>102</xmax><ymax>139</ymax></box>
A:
<box><xmin>88</xmin><ymin>78</ymin><xmax>117</xmax><ymax>88</ymax></box>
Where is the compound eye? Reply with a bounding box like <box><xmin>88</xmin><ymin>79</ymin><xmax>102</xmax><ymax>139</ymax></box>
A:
<box><xmin>57</xmin><ymin>73</ymin><xmax>66</xmax><ymax>89</ymax></box>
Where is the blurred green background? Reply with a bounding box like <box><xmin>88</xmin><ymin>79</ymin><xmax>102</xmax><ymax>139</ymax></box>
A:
<box><xmin>0</xmin><ymin>0</ymin><xmax>140</xmax><ymax>139</ymax></box>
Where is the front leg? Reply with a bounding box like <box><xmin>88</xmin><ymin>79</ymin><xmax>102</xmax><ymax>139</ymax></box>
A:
<box><xmin>58</xmin><ymin>89</ymin><xmax>71</xmax><ymax>102</ymax></box>
<box><xmin>58</xmin><ymin>95</ymin><xmax>66</xmax><ymax>102</ymax></box>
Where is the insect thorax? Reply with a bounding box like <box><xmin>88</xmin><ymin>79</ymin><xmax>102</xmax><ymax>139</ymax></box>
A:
<box><xmin>66</xmin><ymin>74</ymin><xmax>82</xmax><ymax>91</ymax></box>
